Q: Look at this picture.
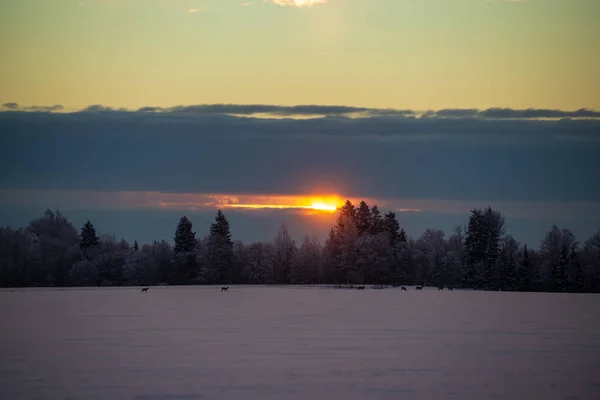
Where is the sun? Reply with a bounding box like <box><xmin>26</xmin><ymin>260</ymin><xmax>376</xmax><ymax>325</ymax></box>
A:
<box><xmin>310</xmin><ymin>200</ymin><xmax>338</xmax><ymax>212</ymax></box>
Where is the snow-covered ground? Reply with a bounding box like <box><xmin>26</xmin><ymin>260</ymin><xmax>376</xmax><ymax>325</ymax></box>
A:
<box><xmin>1</xmin><ymin>286</ymin><xmax>599</xmax><ymax>400</ymax></box>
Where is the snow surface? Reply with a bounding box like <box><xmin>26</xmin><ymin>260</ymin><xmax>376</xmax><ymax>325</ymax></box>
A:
<box><xmin>1</xmin><ymin>286</ymin><xmax>599</xmax><ymax>400</ymax></box>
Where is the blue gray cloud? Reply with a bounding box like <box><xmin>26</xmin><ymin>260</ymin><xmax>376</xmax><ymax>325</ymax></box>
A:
<box><xmin>5</xmin><ymin>103</ymin><xmax>599</xmax><ymax>119</ymax></box>
<box><xmin>1</xmin><ymin>106</ymin><xmax>600</xmax><ymax>204</ymax></box>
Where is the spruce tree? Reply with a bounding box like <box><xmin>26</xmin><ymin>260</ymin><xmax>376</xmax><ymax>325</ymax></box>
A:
<box><xmin>383</xmin><ymin>211</ymin><xmax>401</xmax><ymax>245</ymax></box>
<box><xmin>568</xmin><ymin>245</ymin><xmax>584</xmax><ymax>292</ymax></box>
<box><xmin>80</xmin><ymin>220</ymin><xmax>100</xmax><ymax>250</ymax></box>
<box><xmin>173</xmin><ymin>216</ymin><xmax>197</xmax><ymax>253</ymax></box>
<box><xmin>133</xmin><ymin>240</ymin><xmax>139</xmax><ymax>251</ymax></box>
<box><xmin>172</xmin><ymin>216</ymin><xmax>198</xmax><ymax>283</ymax></box>
<box><xmin>335</xmin><ymin>200</ymin><xmax>356</xmax><ymax>236</ymax></box>
<box><xmin>499</xmin><ymin>236</ymin><xmax>518</xmax><ymax>291</ymax></box>
<box><xmin>557</xmin><ymin>244</ymin><xmax>569</xmax><ymax>292</ymax></box>
<box><xmin>463</xmin><ymin>209</ymin><xmax>485</xmax><ymax>288</ymax></box>
<box><xmin>399</xmin><ymin>228</ymin><xmax>407</xmax><ymax>243</ymax></box>
<box><xmin>369</xmin><ymin>205</ymin><xmax>384</xmax><ymax>235</ymax></box>
<box><xmin>517</xmin><ymin>245</ymin><xmax>532</xmax><ymax>291</ymax></box>
<box><xmin>540</xmin><ymin>225</ymin><xmax>562</xmax><ymax>291</ymax></box>
<box><xmin>481</xmin><ymin>207</ymin><xmax>503</xmax><ymax>290</ymax></box>
<box><xmin>355</xmin><ymin>201</ymin><xmax>372</xmax><ymax>236</ymax></box>
<box><xmin>206</xmin><ymin>210</ymin><xmax>234</xmax><ymax>283</ymax></box>
<box><xmin>210</xmin><ymin>210</ymin><xmax>233</xmax><ymax>247</ymax></box>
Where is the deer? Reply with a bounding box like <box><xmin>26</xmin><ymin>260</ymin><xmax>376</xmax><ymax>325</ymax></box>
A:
<box><xmin>400</xmin><ymin>286</ymin><xmax>407</xmax><ymax>291</ymax></box>
<box><xmin>415</xmin><ymin>285</ymin><xmax>423</xmax><ymax>291</ymax></box>
<box><xmin>141</xmin><ymin>287</ymin><xmax>149</xmax><ymax>293</ymax></box>
<box><xmin>221</xmin><ymin>286</ymin><xmax>229</xmax><ymax>292</ymax></box>
<box><xmin>357</xmin><ymin>285</ymin><xmax>366</xmax><ymax>290</ymax></box>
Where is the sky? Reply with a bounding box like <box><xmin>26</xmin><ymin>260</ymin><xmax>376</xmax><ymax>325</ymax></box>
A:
<box><xmin>1</xmin><ymin>0</ymin><xmax>600</xmax><ymax>247</ymax></box>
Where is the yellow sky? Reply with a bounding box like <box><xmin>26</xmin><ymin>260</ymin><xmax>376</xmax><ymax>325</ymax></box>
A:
<box><xmin>1</xmin><ymin>0</ymin><xmax>599</xmax><ymax>110</ymax></box>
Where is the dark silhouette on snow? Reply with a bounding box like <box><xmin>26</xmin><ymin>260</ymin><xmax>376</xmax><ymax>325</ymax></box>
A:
<box><xmin>416</xmin><ymin>286</ymin><xmax>423</xmax><ymax>290</ymax></box>
<box><xmin>357</xmin><ymin>285</ymin><xmax>365</xmax><ymax>290</ymax></box>
<box><xmin>401</xmin><ymin>286</ymin><xmax>407</xmax><ymax>291</ymax></box>
<box><xmin>141</xmin><ymin>287</ymin><xmax>149</xmax><ymax>293</ymax></box>
<box><xmin>221</xmin><ymin>286</ymin><xmax>229</xmax><ymax>292</ymax></box>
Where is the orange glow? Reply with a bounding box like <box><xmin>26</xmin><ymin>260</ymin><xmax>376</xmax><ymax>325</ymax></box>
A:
<box><xmin>224</xmin><ymin>196</ymin><xmax>342</xmax><ymax>213</ymax></box>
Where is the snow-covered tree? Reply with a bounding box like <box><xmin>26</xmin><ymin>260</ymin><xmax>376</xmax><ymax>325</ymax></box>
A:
<box><xmin>446</xmin><ymin>226</ymin><xmax>465</xmax><ymax>285</ymax></box>
<box><xmin>68</xmin><ymin>259</ymin><xmax>100</xmax><ymax>286</ymax></box>
<box><xmin>517</xmin><ymin>245</ymin><xmax>532</xmax><ymax>291</ymax></box>
<box><xmin>582</xmin><ymin>230</ymin><xmax>600</xmax><ymax>292</ymax></box>
<box><xmin>395</xmin><ymin>238</ymin><xmax>419</xmax><ymax>285</ymax></box>
<box><xmin>567</xmin><ymin>245</ymin><xmax>584</xmax><ymax>292</ymax></box>
<box><xmin>418</xmin><ymin>229</ymin><xmax>446</xmax><ymax>287</ymax></box>
<box><xmin>290</xmin><ymin>235</ymin><xmax>322</xmax><ymax>284</ymax></box>
<box><xmin>540</xmin><ymin>226</ymin><xmax>578</xmax><ymax>292</ymax></box>
<box><xmin>27</xmin><ymin>209</ymin><xmax>80</xmax><ymax>286</ymax></box>
<box><xmin>497</xmin><ymin>235</ymin><xmax>519</xmax><ymax>291</ymax></box>
<box><xmin>357</xmin><ymin>233</ymin><xmax>394</xmax><ymax>284</ymax></box>
<box><xmin>0</xmin><ymin>227</ymin><xmax>33</xmax><ymax>286</ymax></box>
<box><xmin>239</xmin><ymin>241</ymin><xmax>274</xmax><ymax>284</ymax></box>
<box><xmin>272</xmin><ymin>223</ymin><xmax>297</xmax><ymax>284</ymax></box>
<box><xmin>463</xmin><ymin>207</ymin><xmax>505</xmax><ymax>290</ymax></box>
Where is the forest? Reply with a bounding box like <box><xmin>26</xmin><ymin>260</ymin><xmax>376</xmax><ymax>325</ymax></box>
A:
<box><xmin>1</xmin><ymin>200</ymin><xmax>599</xmax><ymax>293</ymax></box>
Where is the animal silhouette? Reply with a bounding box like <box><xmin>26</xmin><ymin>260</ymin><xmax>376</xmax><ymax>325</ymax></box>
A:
<box><xmin>357</xmin><ymin>285</ymin><xmax>366</xmax><ymax>290</ymax></box>
<box><xmin>400</xmin><ymin>286</ymin><xmax>407</xmax><ymax>291</ymax></box>
<box><xmin>447</xmin><ymin>286</ymin><xmax>454</xmax><ymax>291</ymax></box>
<box><xmin>438</xmin><ymin>286</ymin><xmax>444</xmax><ymax>290</ymax></box>
<box><xmin>141</xmin><ymin>287</ymin><xmax>149</xmax><ymax>293</ymax></box>
<box><xmin>221</xmin><ymin>286</ymin><xmax>229</xmax><ymax>292</ymax></box>
<box><xmin>415</xmin><ymin>286</ymin><xmax>423</xmax><ymax>291</ymax></box>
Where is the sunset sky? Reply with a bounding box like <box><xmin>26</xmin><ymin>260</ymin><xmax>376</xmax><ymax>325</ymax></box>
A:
<box><xmin>1</xmin><ymin>0</ymin><xmax>599</xmax><ymax>246</ymax></box>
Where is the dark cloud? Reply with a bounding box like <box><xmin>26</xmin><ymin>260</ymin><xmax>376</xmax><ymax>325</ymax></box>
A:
<box><xmin>2</xmin><ymin>102</ymin><xmax>20</xmax><ymax>110</ymax></box>
<box><xmin>3</xmin><ymin>103</ymin><xmax>599</xmax><ymax>119</ymax></box>
<box><xmin>1</xmin><ymin>103</ymin><xmax>64</xmax><ymax>112</ymax></box>
<box><xmin>479</xmin><ymin>107</ymin><xmax>600</xmax><ymax>119</ymax></box>
<box><xmin>1</xmin><ymin>109</ymin><xmax>599</xmax><ymax>203</ymax></box>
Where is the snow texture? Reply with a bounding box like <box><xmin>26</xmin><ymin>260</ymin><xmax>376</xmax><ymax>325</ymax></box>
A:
<box><xmin>1</xmin><ymin>286</ymin><xmax>599</xmax><ymax>400</ymax></box>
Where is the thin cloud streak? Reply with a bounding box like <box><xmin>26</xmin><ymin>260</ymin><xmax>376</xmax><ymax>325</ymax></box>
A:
<box><xmin>1</xmin><ymin>189</ymin><xmax>598</xmax><ymax>222</ymax></box>
<box><xmin>2</xmin><ymin>103</ymin><xmax>599</xmax><ymax>120</ymax></box>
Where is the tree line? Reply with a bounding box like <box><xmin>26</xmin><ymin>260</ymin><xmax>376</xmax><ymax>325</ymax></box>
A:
<box><xmin>1</xmin><ymin>201</ymin><xmax>599</xmax><ymax>292</ymax></box>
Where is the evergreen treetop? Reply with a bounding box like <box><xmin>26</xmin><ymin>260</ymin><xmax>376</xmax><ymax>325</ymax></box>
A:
<box><xmin>210</xmin><ymin>210</ymin><xmax>233</xmax><ymax>247</ymax></box>
<box><xmin>335</xmin><ymin>200</ymin><xmax>356</xmax><ymax>236</ymax></box>
<box><xmin>80</xmin><ymin>220</ymin><xmax>100</xmax><ymax>250</ymax></box>
<box><xmin>383</xmin><ymin>211</ymin><xmax>402</xmax><ymax>245</ymax></box>
<box><xmin>174</xmin><ymin>216</ymin><xmax>197</xmax><ymax>253</ymax></box>
<box><xmin>355</xmin><ymin>201</ymin><xmax>372</xmax><ymax>236</ymax></box>
<box><xmin>369</xmin><ymin>205</ymin><xmax>384</xmax><ymax>235</ymax></box>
